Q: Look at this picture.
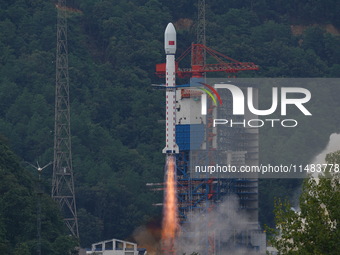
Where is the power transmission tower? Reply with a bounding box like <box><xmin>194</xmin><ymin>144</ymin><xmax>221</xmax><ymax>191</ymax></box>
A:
<box><xmin>52</xmin><ymin>0</ymin><xmax>79</xmax><ymax>239</ymax></box>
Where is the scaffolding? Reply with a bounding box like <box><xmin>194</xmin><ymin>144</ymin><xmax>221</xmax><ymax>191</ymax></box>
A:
<box><xmin>175</xmin><ymin>84</ymin><xmax>265</xmax><ymax>254</ymax></box>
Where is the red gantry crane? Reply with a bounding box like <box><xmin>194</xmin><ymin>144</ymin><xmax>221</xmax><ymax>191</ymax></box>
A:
<box><xmin>156</xmin><ymin>4</ymin><xmax>260</xmax><ymax>253</ymax></box>
<box><xmin>156</xmin><ymin>43</ymin><xmax>259</xmax><ymax>79</ymax></box>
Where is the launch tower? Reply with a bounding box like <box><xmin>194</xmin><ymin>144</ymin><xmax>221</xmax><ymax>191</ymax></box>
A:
<box><xmin>157</xmin><ymin>23</ymin><xmax>265</xmax><ymax>255</ymax></box>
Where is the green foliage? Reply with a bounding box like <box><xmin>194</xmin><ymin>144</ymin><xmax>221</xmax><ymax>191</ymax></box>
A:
<box><xmin>267</xmin><ymin>151</ymin><xmax>340</xmax><ymax>254</ymax></box>
<box><xmin>0</xmin><ymin>139</ymin><xmax>72</xmax><ymax>254</ymax></box>
<box><xmin>0</xmin><ymin>0</ymin><xmax>339</xmax><ymax>250</ymax></box>
<box><xmin>52</xmin><ymin>236</ymin><xmax>79</xmax><ymax>255</ymax></box>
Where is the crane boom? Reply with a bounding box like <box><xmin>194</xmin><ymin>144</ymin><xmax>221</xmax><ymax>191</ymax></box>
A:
<box><xmin>156</xmin><ymin>43</ymin><xmax>259</xmax><ymax>79</ymax></box>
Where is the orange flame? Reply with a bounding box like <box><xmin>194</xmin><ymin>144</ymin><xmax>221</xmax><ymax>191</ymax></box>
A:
<box><xmin>161</xmin><ymin>155</ymin><xmax>178</xmax><ymax>254</ymax></box>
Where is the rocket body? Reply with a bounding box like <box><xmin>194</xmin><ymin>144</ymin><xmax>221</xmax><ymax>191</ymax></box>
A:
<box><xmin>163</xmin><ymin>23</ymin><xmax>179</xmax><ymax>154</ymax></box>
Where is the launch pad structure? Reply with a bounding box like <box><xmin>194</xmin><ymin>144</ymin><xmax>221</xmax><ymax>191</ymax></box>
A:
<box><xmin>174</xmin><ymin>81</ymin><xmax>266</xmax><ymax>254</ymax></box>
<box><xmin>158</xmin><ymin>19</ymin><xmax>266</xmax><ymax>253</ymax></box>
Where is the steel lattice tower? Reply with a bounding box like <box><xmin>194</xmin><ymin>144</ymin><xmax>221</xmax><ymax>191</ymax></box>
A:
<box><xmin>197</xmin><ymin>0</ymin><xmax>206</xmax><ymax>46</ymax></box>
<box><xmin>174</xmin><ymin>1</ymin><xmax>263</xmax><ymax>254</ymax></box>
<box><xmin>52</xmin><ymin>0</ymin><xmax>79</xmax><ymax>239</ymax></box>
<box><xmin>191</xmin><ymin>0</ymin><xmax>206</xmax><ymax>71</ymax></box>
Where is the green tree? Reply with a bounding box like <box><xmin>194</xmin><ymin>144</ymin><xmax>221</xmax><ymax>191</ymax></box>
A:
<box><xmin>268</xmin><ymin>151</ymin><xmax>340</xmax><ymax>254</ymax></box>
<box><xmin>0</xmin><ymin>138</ymin><xmax>75</xmax><ymax>254</ymax></box>
<box><xmin>1</xmin><ymin>0</ymin><xmax>340</xmax><ymax>247</ymax></box>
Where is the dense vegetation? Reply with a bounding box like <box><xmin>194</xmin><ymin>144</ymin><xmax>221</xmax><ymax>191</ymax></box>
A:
<box><xmin>268</xmin><ymin>151</ymin><xmax>340</xmax><ymax>254</ymax></box>
<box><xmin>0</xmin><ymin>138</ymin><xmax>77</xmax><ymax>254</ymax></box>
<box><xmin>0</xmin><ymin>0</ymin><xmax>339</xmax><ymax>250</ymax></box>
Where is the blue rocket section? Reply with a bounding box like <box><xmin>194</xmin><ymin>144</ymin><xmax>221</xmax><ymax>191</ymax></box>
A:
<box><xmin>176</xmin><ymin>124</ymin><xmax>205</xmax><ymax>151</ymax></box>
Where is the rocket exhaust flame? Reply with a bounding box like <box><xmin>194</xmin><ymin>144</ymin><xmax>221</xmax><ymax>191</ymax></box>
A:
<box><xmin>162</xmin><ymin>154</ymin><xmax>178</xmax><ymax>254</ymax></box>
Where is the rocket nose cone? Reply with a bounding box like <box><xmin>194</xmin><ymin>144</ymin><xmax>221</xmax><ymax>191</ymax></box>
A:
<box><xmin>165</xmin><ymin>22</ymin><xmax>176</xmax><ymax>36</ymax></box>
<box><xmin>164</xmin><ymin>23</ymin><xmax>176</xmax><ymax>54</ymax></box>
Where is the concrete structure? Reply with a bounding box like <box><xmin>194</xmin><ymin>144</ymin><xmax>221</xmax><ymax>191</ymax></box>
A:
<box><xmin>86</xmin><ymin>238</ymin><xmax>146</xmax><ymax>255</ymax></box>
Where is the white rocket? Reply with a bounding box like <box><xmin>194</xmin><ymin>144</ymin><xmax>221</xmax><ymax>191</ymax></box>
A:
<box><xmin>163</xmin><ymin>23</ymin><xmax>179</xmax><ymax>154</ymax></box>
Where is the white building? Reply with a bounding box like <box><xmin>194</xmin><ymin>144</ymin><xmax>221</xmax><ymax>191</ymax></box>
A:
<box><xmin>86</xmin><ymin>238</ymin><xmax>146</xmax><ymax>255</ymax></box>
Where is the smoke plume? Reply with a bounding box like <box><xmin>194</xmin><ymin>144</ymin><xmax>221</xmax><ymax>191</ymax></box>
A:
<box><xmin>175</xmin><ymin>195</ymin><xmax>253</xmax><ymax>255</ymax></box>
